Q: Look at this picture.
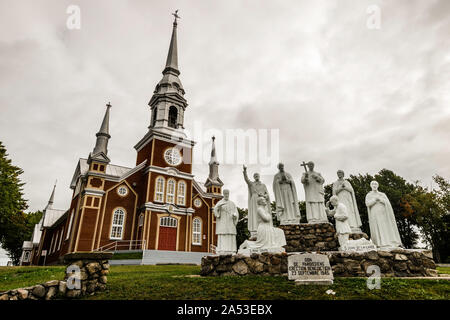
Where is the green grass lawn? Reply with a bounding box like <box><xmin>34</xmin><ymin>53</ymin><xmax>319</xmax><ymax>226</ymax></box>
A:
<box><xmin>437</xmin><ymin>266</ymin><xmax>450</xmax><ymax>274</ymax></box>
<box><xmin>0</xmin><ymin>266</ymin><xmax>65</xmax><ymax>292</ymax></box>
<box><xmin>1</xmin><ymin>265</ymin><xmax>449</xmax><ymax>300</ymax></box>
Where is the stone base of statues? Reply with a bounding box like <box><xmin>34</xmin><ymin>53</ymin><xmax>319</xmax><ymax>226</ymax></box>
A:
<box><xmin>200</xmin><ymin>249</ymin><xmax>437</xmax><ymax>278</ymax></box>
<box><xmin>280</xmin><ymin>223</ymin><xmax>339</xmax><ymax>252</ymax></box>
<box><xmin>216</xmin><ymin>250</ymin><xmax>237</xmax><ymax>255</ymax></box>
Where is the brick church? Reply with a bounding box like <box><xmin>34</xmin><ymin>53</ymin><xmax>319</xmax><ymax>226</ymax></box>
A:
<box><xmin>20</xmin><ymin>16</ymin><xmax>224</xmax><ymax>265</ymax></box>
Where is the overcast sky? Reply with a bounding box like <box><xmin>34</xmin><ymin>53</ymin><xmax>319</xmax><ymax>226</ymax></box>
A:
<box><xmin>0</xmin><ymin>0</ymin><xmax>449</xmax><ymax>212</ymax></box>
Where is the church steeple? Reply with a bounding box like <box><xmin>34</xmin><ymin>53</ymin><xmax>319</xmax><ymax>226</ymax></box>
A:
<box><xmin>148</xmin><ymin>11</ymin><xmax>188</xmax><ymax>138</ymax></box>
<box><xmin>205</xmin><ymin>136</ymin><xmax>223</xmax><ymax>194</ymax></box>
<box><xmin>163</xmin><ymin>13</ymin><xmax>180</xmax><ymax>76</ymax></box>
<box><xmin>45</xmin><ymin>181</ymin><xmax>57</xmax><ymax>210</ymax></box>
<box><xmin>89</xmin><ymin>102</ymin><xmax>111</xmax><ymax>164</ymax></box>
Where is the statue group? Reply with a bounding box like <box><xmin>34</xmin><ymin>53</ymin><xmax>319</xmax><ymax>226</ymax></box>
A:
<box><xmin>213</xmin><ymin>161</ymin><xmax>403</xmax><ymax>255</ymax></box>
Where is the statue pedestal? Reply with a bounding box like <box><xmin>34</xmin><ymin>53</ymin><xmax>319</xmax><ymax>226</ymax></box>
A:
<box><xmin>200</xmin><ymin>249</ymin><xmax>437</xmax><ymax>278</ymax></box>
<box><xmin>280</xmin><ymin>223</ymin><xmax>339</xmax><ymax>252</ymax></box>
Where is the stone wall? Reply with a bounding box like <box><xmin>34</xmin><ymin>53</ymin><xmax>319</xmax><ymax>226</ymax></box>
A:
<box><xmin>0</xmin><ymin>252</ymin><xmax>112</xmax><ymax>300</ymax></box>
<box><xmin>280</xmin><ymin>223</ymin><xmax>339</xmax><ymax>252</ymax></box>
<box><xmin>200</xmin><ymin>249</ymin><xmax>438</xmax><ymax>278</ymax></box>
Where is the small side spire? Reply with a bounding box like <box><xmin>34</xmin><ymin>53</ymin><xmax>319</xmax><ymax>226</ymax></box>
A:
<box><xmin>46</xmin><ymin>181</ymin><xmax>57</xmax><ymax>210</ymax></box>
<box><xmin>91</xmin><ymin>102</ymin><xmax>112</xmax><ymax>162</ymax></box>
<box><xmin>209</xmin><ymin>136</ymin><xmax>218</xmax><ymax>166</ymax></box>
<box><xmin>205</xmin><ymin>136</ymin><xmax>223</xmax><ymax>193</ymax></box>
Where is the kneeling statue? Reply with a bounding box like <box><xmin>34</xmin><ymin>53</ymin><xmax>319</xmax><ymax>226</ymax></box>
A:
<box><xmin>238</xmin><ymin>197</ymin><xmax>286</xmax><ymax>254</ymax></box>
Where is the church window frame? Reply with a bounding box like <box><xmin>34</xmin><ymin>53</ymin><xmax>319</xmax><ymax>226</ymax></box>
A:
<box><xmin>23</xmin><ymin>251</ymin><xmax>30</xmax><ymax>262</ymax></box>
<box><xmin>110</xmin><ymin>207</ymin><xmax>126</xmax><ymax>240</ymax></box>
<box><xmin>166</xmin><ymin>178</ymin><xmax>176</xmax><ymax>204</ymax></box>
<box><xmin>66</xmin><ymin>210</ymin><xmax>74</xmax><ymax>241</ymax></box>
<box><xmin>194</xmin><ymin>198</ymin><xmax>202</xmax><ymax>208</ymax></box>
<box><xmin>168</xmin><ymin>105</ymin><xmax>178</xmax><ymax>129</ymax></box>
<box><xmin>154</xmin><ymin>176</ymin><xmax>165</xmax><ymax>203</ymax></box>
<box><xmin>160</xmin><ymin>216</ymin><xmax>177</xmax><ymax>228</ymax></box>
<box><xmin>117</xmin><ymin>185</ymin><xmax>128</xmax><ymax>197</ymax></box>
<box><xmin>58</xmin><ymin>227</ymin><xmax>64</xmax><ymax>251</ymax></box>
<box><xmin>177</xmin><ymin>180</ymin><xmax>186</xmax><ymax>206</ymax></box>
<box><xmin>192</xmin><ymin>217</ymin><xmax>202</xmax><ymax>245</ymax></box>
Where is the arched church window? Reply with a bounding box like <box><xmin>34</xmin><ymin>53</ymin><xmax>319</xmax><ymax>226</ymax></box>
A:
<box><xmin>192</xmin><ymin>218</ymin><xmax>202</xmax><ymax>245</ymax></box>
<box><xmin>168</xmin><ymin>106</ymin><xmax>178</xmax><ymax>128</ymax></box>
<box><xmin>166</xmin><ymin>179</ymin><xmax>176</xmax><ymax>204</ymax></box>
<box><xmin>155</xmin><ymin>176</ymin><xmax>165</xmax><ymax>202</ymax></box>
<box><xmin>110</xmin><ymin>208</ymin><xmax>126</xmax><ymax>240</ymax></box>
<box><xmin>177</xmin><ymin>180</ymin><xmax>186</xmax><ymax>205</ymax></box>
<box><xmin>151</xmin><ymin>108</ymin><xmax>158</xmax><ymax>127</ymax></box>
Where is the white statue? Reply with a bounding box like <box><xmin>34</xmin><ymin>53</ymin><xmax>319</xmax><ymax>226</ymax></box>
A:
<box><xmin>273</xmin><ymin>163</ymin><xmax>301</xmax><ymax>225</ymax></box>
<box><xmin>243</xmin><ymin>165</ymin><xmax>271</xmax><ymax>238</ymax></box>
<box><xmin>300</xmin><ymin>161</ymin><xmax>329</xmax><ymax>223</ymax></box>
<box><xmin>213</xmin><ymin>189</ymin><xmax>239</xmax><ymax>254</ymax></box>
<box><xmin>326</xmin><ymin>196</ymin><xmax>352</xmax><ymax>247</ymax></box>
<box><xmin>365</xmin><ymin>181</ymin><xmax>403</xmax><ymax>249</ymax></box>
<box><xmin>332</xmin><ymin>170</ymin><xmax>362</xmax><ymax>233</ymax></box>
<box><xmin>327</xmin><ymin>195</ymin><xmax>377</xmax><ymax>252</ymax></box>
<box><xmin>238</xmin><ymin>197</ymin><xmax>286</xmax><ymax>254</ymax></box>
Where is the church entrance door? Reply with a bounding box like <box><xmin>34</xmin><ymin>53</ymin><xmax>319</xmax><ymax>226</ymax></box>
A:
<box><xmin>158</xmin><ymin>216</ymin><xmax>177</xmax><ymax>251</ymax></box>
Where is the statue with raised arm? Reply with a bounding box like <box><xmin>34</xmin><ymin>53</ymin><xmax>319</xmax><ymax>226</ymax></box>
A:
<box><xmin>273</xmin><ymin>163</ymin><xmax>301</xmax><ymax>225</ymax></box>
<box><xmin>300</xmin><ymin>161</ymin><xmax>329</xmax><ymax>223</ymax></box>
<box><xmin>213</xmin><ymin>189</ymin><xmax>238</xmax><ymax>254</ymax></box>
<box><xmin>365</xmin><ymin>181</ymin><xmax>403</xmax><ymax>249</ymax></box>
<box><xmin>243</xmin><ymin>165</ymin><xmax>271</xmax><ymax>238</ymax></box>
<box><xmin>332</xmin><ymin>170</ymin><xmax>362</xmax><ymax>233</ymax></box>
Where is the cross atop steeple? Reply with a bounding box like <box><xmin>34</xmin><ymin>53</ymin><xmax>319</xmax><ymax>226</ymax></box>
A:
<box><xmin>172</xmin><ymin>9</ymin><xmax>180</xmax><ymax>25</ymax></box>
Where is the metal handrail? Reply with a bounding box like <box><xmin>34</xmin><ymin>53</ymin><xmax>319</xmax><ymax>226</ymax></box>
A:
<box><xmin>94</xmin><ymin>240</ymin><xmax>146</xmax><ymax>252</ymax></box>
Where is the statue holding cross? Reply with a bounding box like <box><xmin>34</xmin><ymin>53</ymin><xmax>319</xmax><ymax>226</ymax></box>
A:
<box><xmin>300</xmin><ymin>161</ymin><xmax>329</xmax><ymax>224</ymax></box>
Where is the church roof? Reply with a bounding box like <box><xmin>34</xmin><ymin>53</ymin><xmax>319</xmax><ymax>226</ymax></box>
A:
<box><xmin>22</xmin><ymin>241</ymin><xmax>33</xmax><ymax>249</ymax></box>
<box><xmin>32</xmin><ymin>221</ymin><xmax>43</xmax><ymax>245</ymax></box>
<box><xmin>42</xmin><ymin>208</ymin><xmax>67</xmax><ymax>228</ymax></box>
<box><xmin>71</xmin><ymin>158</ymin><xmax>147</xmax><ymax>189</ymax></box>
<box><xmin>79</xmin><ymin>158</ymin><xmax>131</xmax><ymax>177</ymax></box>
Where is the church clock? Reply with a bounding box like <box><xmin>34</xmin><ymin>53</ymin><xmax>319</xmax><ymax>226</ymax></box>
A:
<box><xmin>164</xmin><ymin>147</ymin><xmax>182</xmax><ymax>166</ymax></box>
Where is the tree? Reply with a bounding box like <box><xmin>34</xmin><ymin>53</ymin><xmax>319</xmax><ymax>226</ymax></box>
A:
<box><xmin>2</xmin><ymin>210</ymin><xmax>42</xmax><ymax>264</ymax></box>
<box><xmin>0</xmin><ymin>141</ymin><xmax>35</xmax><ymax>264</ymax></box>
<box><xmin>411</xmin><ymin>175</ymin><xmax>450</xmax><ymax>262</ymax></box>
<box><xmin>236</xmin><ymin>207</ymin><xmax>250</xmax><ymax>247</ymax></box>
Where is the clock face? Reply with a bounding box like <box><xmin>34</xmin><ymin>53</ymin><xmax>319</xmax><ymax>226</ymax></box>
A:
<box><xmin>164</xmin><ymin>148</ymin><xmax>182</xmax><ymax>166</ymax></box>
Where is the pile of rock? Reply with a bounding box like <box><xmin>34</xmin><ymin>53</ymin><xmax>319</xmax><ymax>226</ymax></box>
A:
<box><xmin>330</xmin><ymin>249</ymin><xmax>437</xmax><ymax>277</ymax></box>
<box><xmin>280</xmin><ymin>223</ymin><xmax>339</xmax><ymax>252</ymax></box>
<box><xmin>0</xmin><ymin>252</ymin><xmax>112</xmax><ymax>300</ymax></box>
<box><xmin>201</xmin><ymin>253</ymin><xmax>288</xmax><ymax>276</ymax></box>
<box><xmin>200</xmin><ymin>249</ymin><xmax>437</xmax><ymax>278</ymax></box>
